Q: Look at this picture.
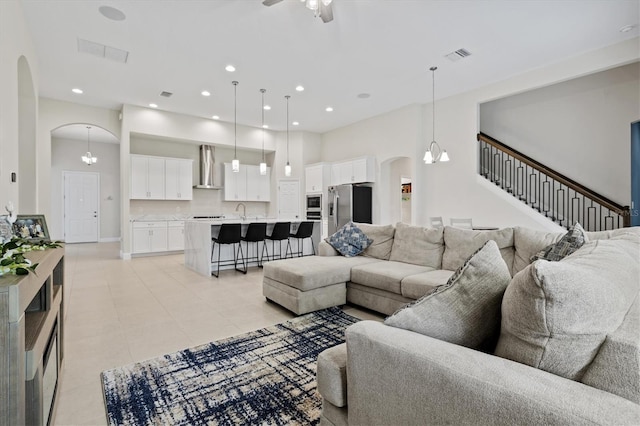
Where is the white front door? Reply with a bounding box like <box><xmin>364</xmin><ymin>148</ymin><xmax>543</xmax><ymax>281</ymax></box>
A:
<box><xmin>278</xmin><ymin>179</ymin><xmax>300</xmax><ymax>220</ymax></box>
<box><xmin>64</xmin><ymin>171</ymin><xmax>99</xmax><ymax>243</ymax></box>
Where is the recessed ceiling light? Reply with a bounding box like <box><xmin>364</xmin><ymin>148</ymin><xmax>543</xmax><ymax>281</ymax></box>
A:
<box><xmin>263</xmin><ymin>105</ymin><xmax>271</xmax><ymax>110</ymax></box>
<box><xmin>292</xmin><ymin>121</ymin><xmax>299</xmax><ymax>126</ymax></box>
<box><xmin>357</xmin><ymin>93</ymin><xmax>371</xmax><ymax>99</ymax></box>
<box><xmin>296</xmin><ymin>85</ymin><xmax>305</xmax><ymax>92</ymax></box>
<box><xmin>212</xmin><ymin>115</ymin><xmax>220</xmax><ymax>120</ymax></box>
<box><xmin>149</xmin><ymin>103</ymin><xmax>158</xmax><ymax>108</ymax></box>
<box><xmin>225</xmin><ymin>65</ymin><xmax>236</xmax><ymax>72</ymax></box>
<box><xmin>201</xmin><ymin>90</ymin><xmax>211</xmax><ymax>97</ymax></box>
<box><xmin>262</xmin><ymin>125</ymin><xmax>269</xmax><ymax>129</ymax></box>
<box><xmin>620</xmin><ymin>24</ymin><xmax>636</xmax><ymax>33</ymax></box>
<box><xmin>325</xmin><ymin>107</ymin><xmax>333</xmax><ymax>112</ymax></box>
<box><xmin>72</xmin><ymin>88</ymin><xmax>83</xmax><ymax>94</ymax></box>
<box><xmin>98</xmin><ymin>5</ymin><xmax>126</xmax><ymax>21</ymax></box>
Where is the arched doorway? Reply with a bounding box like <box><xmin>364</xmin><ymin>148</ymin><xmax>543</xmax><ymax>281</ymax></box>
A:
<box><xmin>379</xmin><ymin>156</ymin><xmax>413</xmax><ymax>225</ymax></box>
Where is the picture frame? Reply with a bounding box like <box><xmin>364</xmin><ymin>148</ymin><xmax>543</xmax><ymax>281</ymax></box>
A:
<box><xmin>12</xmin><ymin>215</ymin><xmax>50</xmax><ymax>242</ymax></box>
<box><xmin>0</xmin><ymin>216</ymin><xmax>13</xmax><ymax>242</ymax></box>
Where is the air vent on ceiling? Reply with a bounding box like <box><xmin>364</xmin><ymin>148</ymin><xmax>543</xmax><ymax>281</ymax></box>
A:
<box><xmin>77</xmin><ymin>38</ymin><xmax>129</xmax><ymax>63</ymax></box>
<box><xmin>160</xmin><ymin>91</ymin><xmax>173</xmax><ymax>97</ymax></box>
<box><xmin>445</xmin><ymin>48</ymin><xmax>472</xmax><ymax>62</ymax></box>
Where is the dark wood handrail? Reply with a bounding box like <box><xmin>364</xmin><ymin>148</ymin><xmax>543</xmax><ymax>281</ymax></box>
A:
<box><xmin>477</xmin><ymin>132</ymin><xmax>630</xmax><ymax>221</ymax></box>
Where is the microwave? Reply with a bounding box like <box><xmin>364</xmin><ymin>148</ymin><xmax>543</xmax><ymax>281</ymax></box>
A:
<box><xmin>306</xmin><ymin>194</ymin><xmax>322</xmax><ymax>211</ymax></box>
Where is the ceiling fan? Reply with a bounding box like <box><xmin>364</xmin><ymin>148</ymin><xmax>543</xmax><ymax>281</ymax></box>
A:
<box><xmin>263</xmin><ymin>0</ymin><xmax>334</xmax><ymax>23</ymax></box>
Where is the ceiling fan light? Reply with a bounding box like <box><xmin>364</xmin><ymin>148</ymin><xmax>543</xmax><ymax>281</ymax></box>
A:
<box><xmin>232</xmin><ymin>158</ymin><xmax>240</xmax><ymax>173</ymax></box>
<box><xmin>259</xmin><ymin>162</ymin><xmax>267</xmax><ymax>175</ymax></box>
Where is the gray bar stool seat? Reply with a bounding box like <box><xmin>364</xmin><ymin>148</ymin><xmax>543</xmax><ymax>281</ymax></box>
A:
<box><xmin>211</xmin><ymin>223</ymin><xmax>246</xmax><ymax>277</ymax></box>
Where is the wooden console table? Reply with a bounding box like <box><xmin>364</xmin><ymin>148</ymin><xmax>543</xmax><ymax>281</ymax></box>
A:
<box><xmin>0</xmin><ymin>247</ymin><xmax>65</xmax><ymax>426</ymax></box>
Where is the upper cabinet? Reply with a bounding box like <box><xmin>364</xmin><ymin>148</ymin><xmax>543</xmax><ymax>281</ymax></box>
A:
<box><xmin>330</xmin><ymin>156</ymin><xmax>376</xmax><ymax>185</ymax></box>
<box><xmin>130</xmin><ymin>154</ymin><xmax>193</xmax><ymax>200</ymax></box>
<box><xmin>165</xmin><ymin>158</ymin><xmax>193</xmax><ymax>200</ymax></box>
<box><xmin>130</xmin><ymin>155</ymin><xmax>166</xmax><ymax>199</ymax></box>
<box><xmin>224</xmin><ymin>163</ymin><xmax>271</xmax><ymax>202</ymax></box>
<box><xmin>305</xmin><ymin>163</ymin><xmax>330</xmax><ymax>194</ymax></box>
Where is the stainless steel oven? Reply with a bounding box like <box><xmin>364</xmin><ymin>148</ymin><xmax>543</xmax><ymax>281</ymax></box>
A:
<box><xmin>306</xmin><ymin>194</ymin><xmax>322</xmax><ymax>211</ymax></box>
<box><xmin>306</xmin><ymin>210</ymin><xmax>322</xmax><ymax>220</ymax></box>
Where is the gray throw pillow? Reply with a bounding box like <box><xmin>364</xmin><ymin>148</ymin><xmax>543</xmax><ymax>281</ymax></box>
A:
<box><xmin>325</xmin><ymin>222</ymin><xmax>373</xmax><ymax>257</ymax></box>
<box><xmin>355</xmin><ymin>223</ymin><xmax>395</xmax><ymax>260</ymax></box>
<box><xmin>495</xmin><ymin>234</ymin><xmax>640</xmax><ymax>381</ymax></box>
<box><xmin>389</xmin><ymin>222</ymin><xmax>444</xmax><ymax>268</ymax></box>
<box><xmin>385</xmin><ymin>240</ymin><xmax>511</xmax><ymax>351</ymax></box>
<box><xmin>530</xmin><ymin>222</ymin><xmax>586</xmax><ymax>262</ymax></box>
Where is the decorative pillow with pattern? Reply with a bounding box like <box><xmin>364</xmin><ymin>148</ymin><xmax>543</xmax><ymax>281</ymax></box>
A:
<box><xmin>326</xmin><ymin>222</ymin><xmax>373</xmax><ymax>257</ymax></box>
<box><xmin>530</xmin><ymin>222</ymin><xmax>587</xmax><ymax>262</ymax></box>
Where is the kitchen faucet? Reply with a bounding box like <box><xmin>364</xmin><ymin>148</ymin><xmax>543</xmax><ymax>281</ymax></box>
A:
<box><xmin>235</xmin><ymin>203</ymin><xmax>246</xmax><ymax>220</ymax></box>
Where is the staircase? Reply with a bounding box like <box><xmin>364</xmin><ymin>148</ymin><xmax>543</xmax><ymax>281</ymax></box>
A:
<box><xmin>477</xmin><ymin>133</ymin><xmax>630</xmax><ymax>231</ymax></box>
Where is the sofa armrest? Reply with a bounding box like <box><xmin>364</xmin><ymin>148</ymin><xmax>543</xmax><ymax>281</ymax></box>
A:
<box><xmin>319</xmin><ymin>240</ymin><xmax>339</xmax><ymax>256</ymax></box>
<box><xmin>346</xmin><ymin>321</ymin><xmax>640</xmax><ymax>426</ymax></box>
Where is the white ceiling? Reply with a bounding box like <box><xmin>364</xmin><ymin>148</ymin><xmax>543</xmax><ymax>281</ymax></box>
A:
<box><xmin>21</xmin><ymin>0</ymin><xmax>639</xmax><ymax>135</ymax></box>
<box><xmin>51</xmin><ymin>124</ymin><xmax>119</xmax><ymax>144</ymax></box>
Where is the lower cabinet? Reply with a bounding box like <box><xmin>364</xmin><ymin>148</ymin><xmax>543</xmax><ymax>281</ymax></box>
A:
<box><xmin>132</xmin><ymin>221</ymin><xmax>168</xmax><ymax>254</ymax></box>
<box><xmin>167</xmin><ymin>221</ymin><xmax>185</xmax><ymax>251</ymax></box>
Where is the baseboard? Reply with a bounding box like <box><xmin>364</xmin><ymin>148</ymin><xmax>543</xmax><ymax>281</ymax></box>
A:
<box><xmin>120</xmin><ymin>251</ymin><xmax>131</xmax><ymax>260</ymax></box>
<box><xmin>99</xmin><ymin>237</ymin><xmax>121</xmax><ymax>243</ymax></box>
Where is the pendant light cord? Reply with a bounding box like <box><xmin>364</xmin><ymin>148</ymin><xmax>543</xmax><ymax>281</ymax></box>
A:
<box><xmin>261</xmin><ymin>89</ymin><xmax>266</xmax><ymax>162</ymax></box>
<box><xmin>430</xmin><ymin>66</ymin><xmax>437</xmax><ymax>142</ymax></box>
<box><xmin>285</xmin><ymin>95</ymin><xmax>290</xmax><ymax>163</ymax></box>
<box><xmin>87</xmin><ymin>126</ymin><xmax>91</xmax><ymax>151</ymax></box>
<box><xmin>233</xmin><ymin>81</ymin><xmax>238</xmax><ymax>158</ymax></box>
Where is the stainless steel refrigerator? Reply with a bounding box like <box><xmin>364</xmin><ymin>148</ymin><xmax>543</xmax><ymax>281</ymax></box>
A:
<box><xmin>328</xmin><ymin>184</ymin><xmax>372</xmax><ymax>235</ymax></box>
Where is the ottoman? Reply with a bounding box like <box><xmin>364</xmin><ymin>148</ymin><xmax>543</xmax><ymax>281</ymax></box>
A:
<box><xmin>262</xmin><ymin>256</ymin><xmax>378</xmax><ymax>315</ymax></box>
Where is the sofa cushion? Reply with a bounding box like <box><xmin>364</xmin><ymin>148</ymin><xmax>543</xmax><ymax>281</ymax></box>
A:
<box><xmin>495</xmin><ymin>234</ymin><xmax>640</xmax><ymax>381</ymax></box>
<box><xmin>530</xmin><ymin>222</ymin><xmax>586</xmax><ymax>262</ymax></box>
<box><xmin>512</xmin><ymin>226</ymin><xmax>563</xmax><ymax>274</ymax></box>
<box><xmin>317</xmin><ymin>343</ymin><xmax>348</xmax><ymax>408</ymax></box>
<box><xmin>389</xmin><ymin>222</ymin><xmax>444</xmax><ymax>268</ymax></box>
<box><xmin>580</xmin><ymin>297</ymin><xmax>640</xmax><ymax>404</ymax></box>
<box><xmin>355</xmin><ymin>223</ymin><xmax>396</xmax><ymax>260</ymax></box>
<box><xmin>350</xmin><ymin>261</ymin><xmax>433</xmax><ymax>295</ymax></box>
<box><xmin>400</xmin><ymin>270</ymin><xmax>455</xmax><ymax>299</ymax></box>
<box><xmin>326</xmin><ymin>222</ymin><xmax>373</xmax><ymax>257</ymax></box>
<box><xmin>443</xmin><ymin>226</ymin><xmax>515</xmax><ymax>276</ymax></box>
<box><xmin>586</xmin><ymin>226</ymin><xmax>640</xmax><ymax>240</ymax></box>
<box><xmin>385</xmin><ymin>240</ymin><xmax>511</xmax><ymax>351</ymax></box>
<box><xmin>263</xmin><ymin>256</ymin><xmax>380</xmax><ymax>291</ymax></box>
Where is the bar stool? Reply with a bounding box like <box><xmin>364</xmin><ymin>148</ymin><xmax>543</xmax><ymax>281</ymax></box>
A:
<box><xmin>211</xmin><ymin>223</ymin><xmax>246</xmax><ymax>278</ymax></box>
<box><xmin>264</xmin><ymin>222</ymin><xmax>292</xmax><ymax>262</ymax></box>
<box><xmin>242</xmin><ymin>222</ymin><xmax>267</xmax><ymax>267</ymax></box>
<box><xmin>289</xmin><ymin>221</ymin><xmax>315</xmax><ymax>257</ymax></box>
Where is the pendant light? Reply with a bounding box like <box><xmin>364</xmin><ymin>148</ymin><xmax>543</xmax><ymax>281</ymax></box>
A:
<box><xmin>284</xmin><ymin>95</ymin><xmax>292</xmax><ymax>177</ymax></box>
<box><xmin>259</xmin><ymin>89</ymin><xmax>267</xmax><ymax>175</ymax></box>
<box><xmin>232</xmin><ymin>81</ymin><xmax>240</xmax><ymax>173</ymax></box>
<box><xmin>81</xmin><ymin>126</ymin><xmax>97</xmax><ymax>165</ymax></box>
<box><xmin>423</xmin><ymin>66</ymin><xmax>450</xmax><ymax>164</ymax></box>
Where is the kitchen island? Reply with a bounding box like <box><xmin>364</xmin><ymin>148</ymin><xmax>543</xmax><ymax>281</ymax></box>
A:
<box><xmin>185</xmin><ymin>219</ymin><xmax>321</xmax><ymax>277</ymax></box>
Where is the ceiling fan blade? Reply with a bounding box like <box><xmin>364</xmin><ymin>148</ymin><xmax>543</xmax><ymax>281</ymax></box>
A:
<box><xmin>262</xmin><ymin>0</ymin><xmax>283</xmax><ymax>6</ymax></box>
<box><xmin>319</xmin><ymin>2</ymin><xmax>333</xmax><ymax>23</ymax></box>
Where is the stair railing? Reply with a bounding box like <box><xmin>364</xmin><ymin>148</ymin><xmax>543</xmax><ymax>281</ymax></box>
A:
<box><xmin>477</xmin><ymin>132</ymin><xmax>630</xmax><ymax>231</ymax></box>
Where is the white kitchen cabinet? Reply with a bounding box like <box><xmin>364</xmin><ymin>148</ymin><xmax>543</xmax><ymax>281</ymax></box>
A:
<box><xmin>330</xmin><ymin>156</ymin><xmax>376</xmax><ymax>185</ymax></box>
<box><xmin>305</xmin><ymin>164</ymin><xmax>327</xmax><ymax>193</ymax></box>
<box><xmin>167</xmin><ymin>221</ymin><xmax>185</xmax><ymax>251</ymax></box>
<box><xmin>246</xmin><ymin>165</ymin><xmax>271</xmax><ymax>202</ymax></box>
<box><xmin>131</xmin><ymin>155</ymin><xmax>165</xmax><ymax>199</ymax></box>
<box><xmin>224</xmin><ymin>163</ymin><xmax>270</xmax><ymax>202</ymax></box>
<box><xmin>132</xmin><ymin>221</ymin><xmax>168</xmax><ymax>253</ymax></box>
<box><xmin>165</xmin><ymin>159</ymin><xmax>193</xmax><ymax>200</ymax></box>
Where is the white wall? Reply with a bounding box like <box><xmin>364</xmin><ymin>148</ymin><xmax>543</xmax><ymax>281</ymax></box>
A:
<box><xmin>320</xmin><ymin>37</ymin><xmax>639</xmax><ymax>231</ymax></box>
<box><xmin>51</xmin><ymin>138</ymin><xmax>121</xmax><ymax>241</ymax></box>
<box><xmin>0</xmin><ymin>1</ymin><xmax>38</xmax><ymax>214</ymax></box>
<box><xmin>480</xmin><ymin>62</ymin><xmax>639</xmax><ymax>205</ymax></box>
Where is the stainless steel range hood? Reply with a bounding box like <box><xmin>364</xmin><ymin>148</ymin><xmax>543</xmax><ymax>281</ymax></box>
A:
<box><xmin>194</xmin><ymin>145</ymin><xmax>223</xmax><ymax>189</ymax></box>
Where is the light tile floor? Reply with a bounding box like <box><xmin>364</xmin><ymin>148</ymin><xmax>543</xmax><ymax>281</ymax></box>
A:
<box><xmin>54</xmin><ymin>242</ymin><xmax>382</xmax><ymax>426</ymax></box>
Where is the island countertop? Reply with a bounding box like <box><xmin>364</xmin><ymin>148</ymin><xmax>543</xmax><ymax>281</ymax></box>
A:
<box><xmin>184</xmin><ymin>219</ymin><xmax>320</xmax><ymax>277</ymax></box>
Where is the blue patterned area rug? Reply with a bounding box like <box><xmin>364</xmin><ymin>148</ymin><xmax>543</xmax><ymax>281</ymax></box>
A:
<box><xmin>101</xmin><ymin>307</ymin><xmax>359</xmax><ymax>426</ymax></box>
